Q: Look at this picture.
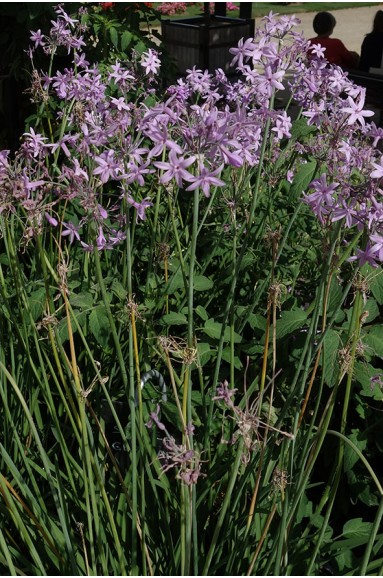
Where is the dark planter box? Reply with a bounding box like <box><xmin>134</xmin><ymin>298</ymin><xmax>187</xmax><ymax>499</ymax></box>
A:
<box><xmin>161</xmin><ymin>15</ymin><xmax>255</xmax><ymax>77</ymax></box>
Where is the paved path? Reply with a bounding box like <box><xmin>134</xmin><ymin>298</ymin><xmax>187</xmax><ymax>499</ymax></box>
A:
<box><xmin>284</xmin><ymin>3</ymin><xmax>383</xmax><ymax>54</ymax></box>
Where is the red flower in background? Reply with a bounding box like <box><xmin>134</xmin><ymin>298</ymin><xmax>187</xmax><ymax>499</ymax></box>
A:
<box><xmin>100</xmin><ymin>2</ymin><xmax>115</xmax><ymax>10</ymax></box>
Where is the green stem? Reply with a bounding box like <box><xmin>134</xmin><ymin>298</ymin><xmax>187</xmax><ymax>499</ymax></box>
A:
<box><xmin>359</xmin><ymin>495</ymin><xmax>383</xmax><ymax>576</ymax></box>
<box><xmin>202</xmin><ymin>438</ymin><xmax>244</xmax><ymax>576</ymax></box>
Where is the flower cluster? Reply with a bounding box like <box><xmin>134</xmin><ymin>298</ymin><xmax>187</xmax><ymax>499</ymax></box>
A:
<box><xmin>156</xmin><ymin>2</ymin><xmax>188</xmax><ymax>15</ymax></box>
<box><xmin>214</xmin><ymin>381</ymin><xmax>294</xmax><ymax>464</ymax></box>
<box><xmin>1</xmin><ymin>6</ymin><xmax>383</xmax><ymax>267</ymax></box>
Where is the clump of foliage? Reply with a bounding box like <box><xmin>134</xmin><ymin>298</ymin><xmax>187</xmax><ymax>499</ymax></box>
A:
<box><xmin>1</xmin><ymin>5</ymin><xmax>383</xmax><ymax>576</ymax></box>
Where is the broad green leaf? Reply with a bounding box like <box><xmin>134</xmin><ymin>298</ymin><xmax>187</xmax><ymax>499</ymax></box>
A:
<box><xmin>195</xmin><ymin>305</ymin><xmax>208</xmax><ymax>321</ymax></box>
<box><xmin>363</xmin><ymin>325</ymin><xmax>383</xmax><ymax>358</ymax></box>
<box><xmin>247</xmin><ymin>313</ymin><xmax>267</xmax><ymax>332</ymax></box>
<box><xmin>197</xmin><ymin>342</ymin><xmax>212</xmax><ymax>366</ymax></box>
<box><xmin>121</xmin><ymin>30</ymin><xmax>132</xmax><ymax>51</ymax></box>
<box><xmin>290</xmin><ymin>118</ymin><xmax>317</xmax><ymax>140</ymax></box>
<box><xmin>354</xmin><ymin>360</ymin><xmax>383</xmax><ymax>400</ymax></box>
<box><xmin>362</xmin><ymin>265</ymin><xmax>383</xmax><ymax>305</ymax></box>
<box><xmin>203</xmin><ymin>319</ymin><xmax>242</xmax><ymax>343</ymax></box>
<box><xmin>362</xmin><ymin>298</ymin><xmax>379</xmax><ymax>324</ymax></box>
<box><xmin>289</xmin><ymin>160</ymin><xmax>317</xmax><ymax>199</ymax></box>
<box><xmin>221</xmin><ymin>347</ymin><xmax>242</xmax><ymax>369</ymax></box>
<box><xmin>335</xmin><ymin>549</ymin><xmax>353</xmax><ymax>573</ymax></box>
<box><xmin>29</xmin><ymin>287</ymin><xmax>46</xmax><ymax>321</ymax></box>
<box><xmin>327</xmin><ymin>277</ymin><xmax>344</xmax><ymax>318</ymax></box>
<box><xmin>111</xmin><ymin>279</ymin><xmax>128</xmax><ymax>301</ymax></box>
<box><xmin>342</xmin><ymin>518</ymin><xmax>373</xmax><ymax>539</ymax></box>
<box><xmin>70</xmin><ymin>292</ymin><xmax>93</xmax><ymax>310</ymax></box>
<box><xmin>161</xmin><ymin>312</ymin><xmax>187</xmax><ymax>326</ymax></box>
<box><xmin>89</xmin><ymin>305</ymin><xmax>110</xmax><ymax>347</ymax></box>
<box><xmin>109</xmin><ymin>27</ymin><xmax>118</xmax><ymax>48</ymax></box>
<box><xmin>343</xmin><ymin>429</ymin><xmax>367</xmax><ymax>473</ymax></box>
<box><xmin>321</xmin><ymin>329</ymin><xmax>341</xmax><ymax>386</ymax></box>
<box><xmin>193</xmin><ymin>275</ymin><xmax>213</xmax><ymax>291</ymax></box>
<box><xmin>164</xmin><ymin>268</ymin><xmax>184</xmax><ymax>294</ymax></box>
<box><xmin>275</xmin><ymin>309</ymin><xmax>307</xmax><ymax>340</ymax></box>
<box><xmin>57</xmin><ymin>310</ymin><xmax>87</xmax><ymax>343</ymax></box>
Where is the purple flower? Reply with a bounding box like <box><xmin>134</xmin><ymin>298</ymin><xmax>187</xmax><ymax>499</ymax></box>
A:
<box><xmin>126</xmin><ymin>195</ymin><xmax>153</xmax><ymax>222</ymax></box>
<box><xmin>229</xmin><ymin>37</ymin><xmax>257</xmax><ymax>68</ymax></box>
<box><xmin>146</xmin><ymin>404</ymin><xmax>167</xmax><ymax>431</ymax></box>
<box><xmin>213</xmin><ymin>380</ymin><xmax>237</xmax><ymax>408</ymax></box>
<box><xmin>342</xmin><ymin>89</ymin><xmax>374</xmax><ymax>127</ymax></box>
<box><xmin>309</xmin><ymin>42</ymin><xmax>326</xmax><ymax>59</ymax></box>
<box><xmin>61</xmin><ymin>221</ymin><xmax>81</xmax><ymax>244</ymax></box>
<box><xmin>141</xmin><ymin>49</ymin><xmax>161</xmax><ymax>75</ymax></box>
<box><xmin>370</xmin><ymin>233</ymin><xmax>383</xmax><ymax>261</ymax></box>
<box><xmin>96</xmin><ymin>227</ymin><xmax>107</xmax><ymax>250</ymax></box>
<box><xmin>23</xmin><ymin>128</ymin><xmax>47</xmax><ymax>157</ymax></box>
<box><xmin>30</xmin><ymin>29</ymin><xmax>45</xmax><ymax>48</ymax></box>
<box><xmin>371</xmin><ymin>155</ymin><xmax>383</xmax><ymax>179</ymax></box>
<box><xmin>45</xmin><ymin>212</ymin><xmax>58</xmax><ymax>227</ymax></box>
<box><xmin>348</xmin><ymin>243</ymin><xmax>379</xmax><ymax>267</ymax></box>
<box><xmin>186</xmin><ymin>164</ymin><xmax>225</xmax><ymax>197</ymax></box>
<box><xmin>154</xmin><ymin>150</ymin><xmax>195</xmax><ymax>187</ymax></box>
<box><xmin>93</xmin><ymin>150</ymin><xmax>121</xmax><ymax>183</ymax></box>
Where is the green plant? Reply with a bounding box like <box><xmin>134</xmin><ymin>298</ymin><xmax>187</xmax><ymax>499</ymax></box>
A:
<box><xmin>1</xmin><ymin>6</ymin><xmax>383</xmax><ymax>576</ymax></box>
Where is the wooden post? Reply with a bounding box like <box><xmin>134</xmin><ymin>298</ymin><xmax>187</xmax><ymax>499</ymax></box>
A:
<box><xmin>214</xmin><ymin>3</ymin><xmax>227</xmax><ymax>17</ymax></box>
<box><xmin>239</xmin><ymin>2</ymin><xmax>253</xmax><ymax>19</ymax></box>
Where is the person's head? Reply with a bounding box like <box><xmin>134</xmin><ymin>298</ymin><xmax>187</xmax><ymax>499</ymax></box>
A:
<box><xmin>372</xmin><ymin>10</ymin><xmax>383</xmax><ymax>33</ymax></box>
<box><xmin>313</xmin><ymin>12</ymin><xmax>336</xmax><ymax>37</ymax></box>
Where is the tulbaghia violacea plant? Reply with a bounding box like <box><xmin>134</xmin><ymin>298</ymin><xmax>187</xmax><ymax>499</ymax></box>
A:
<box><xmin>2</xmin><ymin>5</ymin><xmax>383</xmax><ymax>576</ymax></box>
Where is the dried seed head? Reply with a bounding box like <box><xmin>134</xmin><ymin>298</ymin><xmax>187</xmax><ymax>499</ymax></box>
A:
<box><xmin>268</xmin><ymin>281</ymin><xmax>287</xmax><ymax>308</ymax></box>
<box><xmin>338</xmin><ymin>346</ymin><xmax>353</xmax><ymax>374</ymax></box>
<box><xmin>273</xmin><ymin>467</ymin><xmax>289</xmax><ymax>493</ymax></box>
<box><xmin>156</xmin><ymin>242</ymin><xmax>170</xmax><ymax>260</ymax></box>
<box><xmin>158</xmin><ymin>335</ymin><xmax>197</xmax><ymax>366</ymax></box>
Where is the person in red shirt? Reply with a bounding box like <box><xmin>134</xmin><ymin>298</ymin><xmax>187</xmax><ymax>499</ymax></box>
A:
<box><xmin>309</xmin><ymin>12</ymin><xmax>359</xmax><ymax>69</ymax></box>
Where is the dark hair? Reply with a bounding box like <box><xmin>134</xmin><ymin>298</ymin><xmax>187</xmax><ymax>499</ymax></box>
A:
<box><xmin>373</xmin><ymin>10</ymin><xmax>383</xmax><ymax>33</ymax></box>
<box><xmin>313</xmin><ymin>12</ymin><xmax>336</xmax><ymax>35</ymax></box>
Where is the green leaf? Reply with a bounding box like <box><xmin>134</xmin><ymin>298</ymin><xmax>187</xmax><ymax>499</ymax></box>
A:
<box><xmin>89</xmin><ymin>305</ymin><xmax>110</xmax><ymax>348</ymax></box>
<box><xmin>197</xmin><ymin>342</ymin><xmax>212</xmax><ymax>366</ymax></box>
<box><xmin>247</xmin><ymin>313</ymin><xmax>267</xmax><ymax>332</ymax></box>
<box><xmin>28</xmin><ymin>287</ymin><xmax>46</xmax><ymax>321</ymax></box>
<box><xmin>164</xmin><ymin>268</ymin><xmax>184</xmax><ymax>295</ymax></box>
<box><xmin>342</xmin><ymin>518</ymin><xmax>373</xmax><ymax>539</ymax></box>
<box><xmin>354</xmin><ymin>361</ymin><xmax>383</xmax><ymax>400</ymax></box>
<box><xmin>363</xmin><ymin>265</ymin><xmax>383</xmax><ymax>305</ymax></box>
<box><xmin>70</xmin><ymin>292</ymin><xmax>93</xmax><ymax>311</ymax></box>
<box><xmin>161</xmin><ymin>312</ymin><xmax>187</xmax><ymax>326</ymax></box>
<box><xmin>109</xmin><ymin>26</ymin><xmax>118</xmax><ymax>48</ymax></box>
<box><xmin>120</xmin><ymin>30</ymin><xmax>132</xmax><ymax>51</ymax></box>
<box><xmin>203</xmin><ymin>319</ymin><xmax>242</xmax><ymax>343</ymax></box>
<box><xmin>327</xmin><ymin>277</ymin><xmax>344</xmax><ymax>318</ymax></box>
<box><xmin>290</xmin><ymin>118</ymin><xmax>317</xmax><ymax>141</ymax></box>
<box><xmin>362</xmin><ymin>298</ymin><xmax>379</xmax><ymax>324</ymax></box>
<box><xmin>195</xmin><ymin>305</ymin><xmax>208</xmax><ymax>321</ymax></box>
<box><xmin>363</xmin><ymin>325</ymin><xmax>383</xmax><ymax>358</ymax></box>
<box><xmin>289</xmin><ymin>161</ymin><xmax>317</xmax><ymax>200</ymax></box>
<box><xmin>344</xmin><ymin>429</ymin><xmax>367</xmax><ymax>473</ymax></box>
<box><xmin>321</xmin><ymin>329</ymin><xmax>341</xmax><ymax>386</ymax></box>
<box><xmin>57</xmin><ymin>310</ymin><xmax>87</xmax><ymax>343</ymax></box>
<box><xmin>111</xmin><ymin>279</ymin><xmax>128</xmax><ymax>301</ymax></box>
<box><xmin>221</xmin><ymin>347</ymin><xmax>242</xmax><ymax>369</ymax></box>
<box><xmin>275</xmin><ymin>309</ymin><xmax>307</xmax><ymax>340</ymax></box>
<box><xmin>193</xmin><ymin>275</ymin><xmax>213</xmax><ymax>292</ymax></box>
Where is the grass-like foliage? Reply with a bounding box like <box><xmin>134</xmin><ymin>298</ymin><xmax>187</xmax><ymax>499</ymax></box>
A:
<box><xmin>1</xmin><ymin>5</ymin><xmax>383</xmax><ymax>576</ymax></box>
